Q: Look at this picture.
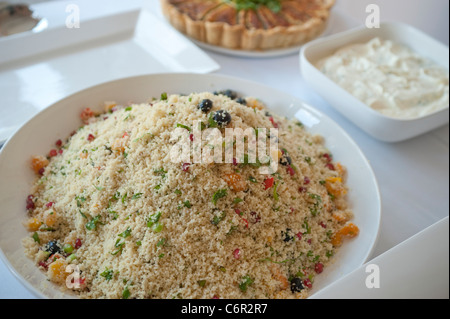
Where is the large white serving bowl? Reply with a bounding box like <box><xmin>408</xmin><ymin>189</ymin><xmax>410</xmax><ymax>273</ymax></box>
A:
<box><xmin>0</xmin><ymin>73</ymin><xmax>381</xmax><ymax>298</ymax></box>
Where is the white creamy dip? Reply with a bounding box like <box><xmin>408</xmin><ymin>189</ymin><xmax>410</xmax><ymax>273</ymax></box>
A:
<box><xmin>316</xmin><ymin>37</ymin><xmax>449</xmax><ymax>119</ymax></box>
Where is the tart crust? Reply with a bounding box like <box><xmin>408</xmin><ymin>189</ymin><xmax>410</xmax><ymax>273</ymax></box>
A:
<box><xmin>160</xmin><ymin>0</ymin><xmax>335</xmax><ymax>51</ymax></box>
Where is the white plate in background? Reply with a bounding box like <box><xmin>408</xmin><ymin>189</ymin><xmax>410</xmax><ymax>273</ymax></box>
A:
<box><xmin>0</xmin><ymin>3</ymin><xmax>220</xmax><ymax>146</ymax></box>
<box><xmin>0</xmin><ymin>73</ymin><xmax>381</xmax><ymax>298</ymax></box>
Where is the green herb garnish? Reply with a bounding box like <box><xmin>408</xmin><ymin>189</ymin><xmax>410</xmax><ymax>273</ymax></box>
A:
<box><xmin>118</xmin><ymin>227</ymin><xmax>132</xmax><ymax>238</ymax></box>
<box><xmin>239</xmin><ymin>275</ymin><xmax>254</xmax><ymax>293</ymax></box>
<box><xmin>85</xmin><ymin>216</ymin><xmax>101</xmax><ymax>231</ymax></box>
<box><xmin>212</xmin><ymin>211</ymin><xmax>226</xmax><ymax>226</ymax></box>
<box><xmin>248</xmin><ymin>176</ymin><xmax>258</xmax><ymax>183</ymax></box>
<box><xmin>176</xmin><ymin>123</ymin><xmax>191</xmax><ymax>131</ymax></box>
<box><xmin>132</xmin><ymin>193</ymin><xmax>143</xmax><ymax>200</ymax></box>
<box><xmin>100</xmin><ymin>268</ymin><xmax>114</xmax><ymax>281</ymax></box>
<box><xmin>32</xmin><ymin>232</ymin><xmax>40</xmax><ymax>244</ymax></box>
<box><xmin>232</xmin><ymin>197</ymin><xmax>243</xmax><ymax>205</ymax></box>
<box><xmin>156</xmin><ymin>238</ymin><xmax>166</xmax><ymax>247</ymax></box>
<box><xmin>212</xmin><ymin>189</ymin><xmax>227</xmax><ymax>205</ymax></box>
<box><xmin>122</xmin><ymin>286</ymin><xmax>130</xmax><ymax>299</ymax></box>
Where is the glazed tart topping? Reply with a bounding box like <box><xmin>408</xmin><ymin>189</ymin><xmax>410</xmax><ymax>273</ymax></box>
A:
<box><xmin>229</xmin><ymin>0</ymin><xmax>281</xmax><ymax>12</ymax></box>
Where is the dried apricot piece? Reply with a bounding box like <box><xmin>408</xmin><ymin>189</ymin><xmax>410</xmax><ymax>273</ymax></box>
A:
<box><xmin>44</xmin><ymin>212</ymin><xmax>57</xmax><ymax>227</ymax></box>
<box><xmin>26</xmin><ymin>217</ymin><xmax>41</xmax><ymax>231</ymax></box>
<box><xmin>47</xmin><ymin>258</ymin><xmax>68</xmax><ymax>284</ymax></box>
<box><xmin>223</xmin><ymin>173</ymin><xmax>246</xmax><ymax>192</ymax></box>
<box><xmin>331</xmin><ymin>223</ymin><xmax>359</xmax><ymax>247</ymax></box>
<box><xmin>31</xmin><ymin>155</ymin><xmax>49</xmax><ymax>174</ymax></box>
<box><xmin>340</xmin><ymin>223</ymin><xmax>359</xmax><ymax>238</ymax></box>
<box><xmin>325</xmin><ymin>176</ymin><xmax>347</xmax><ymax>198</ymax></box>
<box><xmin>269</xmin><ymin>264</ymin><xmax>289</xmax><ymax>290</ymax></box>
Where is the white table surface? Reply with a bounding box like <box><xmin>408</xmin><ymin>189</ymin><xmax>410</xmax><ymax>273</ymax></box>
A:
<box><xmin>0</xmin><ymin>0</ymin><xmax>448</xmax><ymax>299</ymax></box>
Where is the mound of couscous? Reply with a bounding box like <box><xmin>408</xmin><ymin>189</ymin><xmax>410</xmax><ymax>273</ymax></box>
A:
<box><xmin>22</xmin><ymin>90</ymin><xmax>358</xmax><ymax>299</ymax></box>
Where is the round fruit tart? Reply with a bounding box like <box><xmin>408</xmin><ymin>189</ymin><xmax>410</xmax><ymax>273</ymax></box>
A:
<box><xmin>160</xmin><ymin>0</ymin><xmax>335</xmax><ymax>51</ymax></box>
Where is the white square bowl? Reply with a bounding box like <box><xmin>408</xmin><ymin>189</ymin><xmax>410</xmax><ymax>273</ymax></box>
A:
<box><xmin>300</xmin><ymin>22</ymin><xmax>449</xmax><ymax>143</ymax></box>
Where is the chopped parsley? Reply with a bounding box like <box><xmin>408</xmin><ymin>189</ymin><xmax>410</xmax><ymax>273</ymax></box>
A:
<box><xmin>239</xmin><ymin>275</ymin><xmax>254</xmax><ymax>293</ymax></box>
<box><xmin>147</xmin><ymin>212</ymin><xmax>163</xmax><ymax>233</ymax></box>
<box><xmin>132</xmin><ymin>193</ymin><xmax>143</xmax><ymax>200</ymax></box>
<box><xmin>118</xmin><ymin>227</ymin><xmax>132</xmax><ymax>238</ymax></box>
<box><xmin>32</xmin><ymin>232</ymin><xmax>40</xmax><ymax>244</ymax></box>
<box><xmin>176</xmin><ymin>123</ymin><xmax>191</xmax><ymax>131</ymax></box>
<box><xmin>212</xmin><ymin>189</ymin><xmax>227</xmax><ymax>205</ymax></box>
<box><xmin>100</xmin><ymin>267</ymin><xmax>114</xmax><ymax>281</ymax></box>
<box><xmin>85</xmin><ymin>216</ymin><xmax>101</xmax><ymax>231</ymax></box>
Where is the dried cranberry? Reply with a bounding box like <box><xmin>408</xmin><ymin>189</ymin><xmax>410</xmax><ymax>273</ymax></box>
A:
<box><xmin>26</xmin><ymin>195</ymin><xmax>35</xmax><ymax>210</ymax></box>
<box><xmin>233</xmin><ymin>248</ymin><xmax>241</xmax><ymax>259</ymax></box>
<box><xmin>304</xmin><ymin>177</ymin><xmax>310</xmax><ymax>185</ymax></box>
<box><xmin>299</xmin><ymin>187</ymin><xmax>307</xmax><ymax>193</ymax></box>
<box><xmin>55</xmin><ymin>139</ymin><xmax>62</xmax><ymax>148</ymax></box>
<box><xmin>38</xmin><ymin>167</ymin><xmax>45</xmax><ymax>175</ymax></box>
<box><xmin>38</xmin><ymin>260</ymin><xmax>48</xmax><ymax>270</ymax></box>
<box><xmin>269</xmin><ymin>117</ymin><xmax>278</xmax><ymax>128</ymax></box>
<box><xmin>326</xmin><ymin>163</ymin><xmax>335</xmax><ymax>171</ymax></box>
<box><xmin>319</xmin><ymin>222</ymin><xmax>327</xmax><ymax>229</ymax></box>
<box><xmin>74</xmin><ymin>239</ymin><xmax>82</xmax><ymax>249</ymax></box>
<box><xmin>286</xmin><ymin>166</ymin><xmax>295</xmax><ymax>176</ymax></box>
<box><xmin>323</xmin><ymin>153</ymin><xmax>332</xmax><ymax>162</ymax></box>
<box><xmin>182</xmin><ymin>163</ymin><xmax>190</xmax><ymax>172</ymax></box>
<box><xmin>49</xmin><ymin>149</ymin><xmax>57</xmax><ymax>157</ymax></box>
<box><xmin>250</xmin><ymin>212</ymin><xmax>261</xmax><ymax>224</ymax></box>
<box><xmin>45</xmin><ymin>202</ymin><xmax>54</xmax><ymax>208</ymax></box>
<box><xmin>87</xmin><ymin>134</ymin><xmax>95</xmax><ymax>141</ymax></box>
<box><xmin>303</xmin><ymin>278</ymin><xmax>313</xmax><ymax>289</ymax></box>
<box><xmin>189</xmin><ymin>134</ymin><xmax>194</xmax><ymax>142</ymax></box>
<box><xmin>315</xmin><ymin>263</ymin><xmax>324</xmax><ymax>274</ymax></box>
<box><xmin>232</xmin><ymin>158</ymin><xmax>238</xmax><ymax>166</ymax></box>
<box><xmin>296</xmin><ymin>232</ymin><xmax>303</xmax><ymax>240</ymax></box>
